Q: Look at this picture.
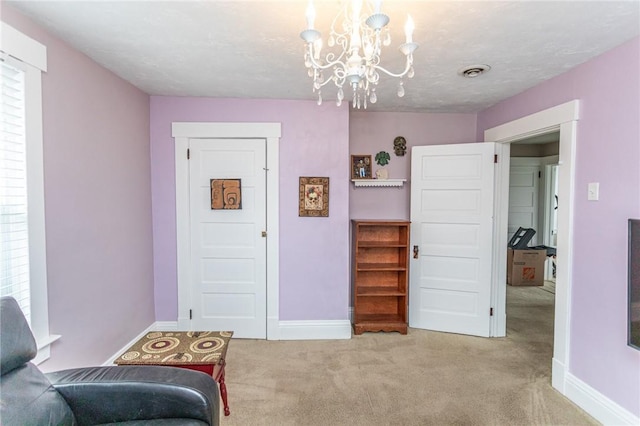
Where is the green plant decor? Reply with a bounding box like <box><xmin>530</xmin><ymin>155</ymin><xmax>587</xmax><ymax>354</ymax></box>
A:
<box><xmin>375</xmin><ymin>151</ymin><xmax>391</xmax><ymax>166</ymax></box>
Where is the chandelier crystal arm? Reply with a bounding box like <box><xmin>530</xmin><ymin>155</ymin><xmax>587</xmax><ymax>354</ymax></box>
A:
<box><xmin>305</xmin><ymin>45</ymin><xmax>348</xmax><ymax>72</ymax></box>
<box><xmin>372</xmin><ymin>42</ymin><xmax>418</xmax><ymax>78</ymax></box>
<box><xmin>373</xmin><ymin>58</ymin><xmax>412</xmax><ymax>79</ymax></box>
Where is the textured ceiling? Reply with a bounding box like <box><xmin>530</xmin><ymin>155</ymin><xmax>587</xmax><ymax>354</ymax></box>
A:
<box><xmin>5</xmin><ymin>0</ymin><xmax>640</xmax><ymax>113</ymax></box>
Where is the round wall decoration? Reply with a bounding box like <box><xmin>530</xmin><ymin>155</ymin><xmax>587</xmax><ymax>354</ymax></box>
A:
<box><xmin>393</xmin><ymin>136</ymin><xmax>407</xmax><ymax>156</ymax></box>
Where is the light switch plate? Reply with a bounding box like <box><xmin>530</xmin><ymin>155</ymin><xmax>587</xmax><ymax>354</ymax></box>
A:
<box><xmin>587</xmin><ymin>182</ymin><xmax>599</xmax><ymax>201</ymax></box>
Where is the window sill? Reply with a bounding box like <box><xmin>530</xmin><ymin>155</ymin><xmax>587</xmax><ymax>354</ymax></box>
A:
<box><xmin>34</xmin><ymin>334</ymin><xmax>61</xmax><ymax>365</ymax></box>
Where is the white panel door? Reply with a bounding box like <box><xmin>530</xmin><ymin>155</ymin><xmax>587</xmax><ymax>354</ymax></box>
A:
<box><xmin>409</xmin><ymin>143</ymin><xmax>496</xmax><ymax>337</ymax></box>
<box><xmin>189</xmin><ymin>138</ymin><xmax>266</xmax><ymax>338</ymax></box>
<box><xmin>508</xmin><ymin>159</ymin><xmax>540</xmax><ymax>245</ymax></box>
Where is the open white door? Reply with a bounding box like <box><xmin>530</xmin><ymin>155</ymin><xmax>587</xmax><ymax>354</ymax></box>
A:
<box><xmin>409</xmin><ymin>143</ymin><xmax>497</xmax><ymax>337</ymax></box>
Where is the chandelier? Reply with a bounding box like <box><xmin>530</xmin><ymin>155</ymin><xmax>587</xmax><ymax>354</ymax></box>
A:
<box><xmin>300</xmin><ymin>0</ymin><xmax>418</xmax><ymax>109</ymax></box>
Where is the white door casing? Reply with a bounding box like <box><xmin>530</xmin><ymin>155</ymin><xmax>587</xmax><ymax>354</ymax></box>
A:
<box><xmin>189</xmin><ymin>138</ymin><xmax>266</xmax><ymax>338</ymax></box>
<box><xmin>484</xmin><ymin>100</ymin><xmax>579</xmax><ymax>393</ymax></box>
<box><xmin>173</xmin><ymin>122</ymin><xmax>281</xmax><ymax>340</ymax></box>
<box><xmin>409</xmin><ymin>142</ymin><xmax>497</xmax><ymax>337</ymax></box>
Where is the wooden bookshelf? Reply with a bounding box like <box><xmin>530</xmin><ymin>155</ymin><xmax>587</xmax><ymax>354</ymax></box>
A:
<box><xmin>352</xmin><ymin>220</ymin><xmax>410</xmax><ymax>335</ymax></box>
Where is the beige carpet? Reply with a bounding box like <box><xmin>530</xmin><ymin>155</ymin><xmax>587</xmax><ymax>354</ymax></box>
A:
<box><xmin>221</xmin><ymin>282</ymin><xmax>597</xmax><ymax>425</ymax></box>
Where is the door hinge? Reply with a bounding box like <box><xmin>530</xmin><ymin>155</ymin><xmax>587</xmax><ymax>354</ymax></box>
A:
<box><xmin>494</xmin><ymin>154</ymin><xmax>498</xmax><ymax>163</ymax></box>
<box><xmin>490</xmin><ymin>307</ymin><xmax>494</xmax><ymax>316</ymax></box>
<box><xmin>189</xmin><ymin>309</ymin><xmax>192</xmax><ymax>320</ymax></box>
<box><xmin>261</xmin><ymin>231</ymin><xmax>267</xmax><ymax>238</ymax></box>
<box><xmin>538</xmin><ymin>171</ymin><xmax>542</xmax><ymax>178</ymax></box>
<box><xmin>187</xmin><ymin>149</ymin><xmax>190</xmax><ymax>160</ymax></box>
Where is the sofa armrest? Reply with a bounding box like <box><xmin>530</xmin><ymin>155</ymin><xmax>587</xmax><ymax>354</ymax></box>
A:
<box><xmin>46</xmin><ymin>365</ymin><xmax>219</xmax><ymax>426</ymax></box>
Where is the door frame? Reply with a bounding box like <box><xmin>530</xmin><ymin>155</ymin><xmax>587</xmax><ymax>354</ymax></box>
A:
<box><xmin>484</xmin><ymin>100</ymin><xmax>579</xmax><ymax>394</ymax></box>
<box><xmin>172</xmin><ymin>122</ymin><xmax>281</xmax><ymax>340</ymax></box>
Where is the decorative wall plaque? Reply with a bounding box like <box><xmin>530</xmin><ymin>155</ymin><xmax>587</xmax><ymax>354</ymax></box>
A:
<box><xmin>211</xmin><ymin>179</ymin><xmax>242</xmax><ymax>210</ymax></box>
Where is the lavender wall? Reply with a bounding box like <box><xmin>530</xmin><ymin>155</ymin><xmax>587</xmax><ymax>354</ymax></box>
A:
<box><xmin>478</xmin><ymin>37</ymin><xmax>640</xmax><ymax>415</ymax></box>
<box><xmin>150</xmin><ymin>98</ymin><xmax>350</xmax><ymax>321</ymax></box>
<box><xmin>2</xmin><ymin>7</ymin><xmax>154</xmax><ymax>371</ymax></box>
<box><xmin>349</xmin><ymin>111</ymin><xmax>477</xmax><ymax>220</ymax></box>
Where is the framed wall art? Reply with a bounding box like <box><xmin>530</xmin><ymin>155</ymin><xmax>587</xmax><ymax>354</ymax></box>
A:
<box><xmin>351</xmin><ymin>155</ymin><xmax>372</xmax><ymax>179</ymax></box>
<box><xmin>299</xmin><ymin>177</ymin><xmax>329</xmax><ymax>217</ymax></box>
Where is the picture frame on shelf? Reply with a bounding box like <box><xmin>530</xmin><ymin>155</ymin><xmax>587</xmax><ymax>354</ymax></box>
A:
<box><xmin>299</xmin><ymin>176</ymin><xmax>329</xmax><ymax>217</ymax></box>
<box><xmin>351</xmin><ymin>155</ymin><xmax>372</xmax><ymax>179</ymax></box>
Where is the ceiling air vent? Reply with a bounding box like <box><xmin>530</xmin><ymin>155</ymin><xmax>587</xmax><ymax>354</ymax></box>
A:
<box><xmin>458</xmin><ymin>64</ymin><xmax>491</xmax><ymax>78</ymax></box>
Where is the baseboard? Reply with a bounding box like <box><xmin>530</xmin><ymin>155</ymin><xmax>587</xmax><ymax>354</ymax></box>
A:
<box><xmin>102</xmin><ymin>322</ymin><xmax>158</xmax><ymax>366</ymax></box>
<box><xmin>278</xmin><ymin>320</ymin><xmax>352</xmax><ymax>340</ymax></box>
<box><xmin>106</xmin><ymin>319</ymin><xmax>353</xmax><ymax>362</ymax></box>
<box><xmin>551</xmin><ymin>357</ymin><xmax>566</xmax><ymax>393</ymax></box>
<box><xmin>153</xmin><ymin>321</ymin><xmax>179</xmax><ymax>331</ymax></box>
<box><xmin>267</xmin><ymin>316</ymin><xmax>280</xmax><ymax>340</ymax></box>
<box><xmin>564</xmin><ymin>372</ymin><xmax>639</xmax><ymax>425</ymax></box>
<box><xmin>150</xmin><ymin>319</ymin><xmax>352</xmax><ymax>340</ymax></box>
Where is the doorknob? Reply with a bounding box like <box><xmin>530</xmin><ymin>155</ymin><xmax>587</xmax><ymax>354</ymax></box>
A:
<box><xmin>413</xmin><ymin>245</ymin><xmax>419</xmax><ymax>259</ymax></box>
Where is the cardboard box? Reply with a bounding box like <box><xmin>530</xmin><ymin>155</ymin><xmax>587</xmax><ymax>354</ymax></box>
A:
<box><xmin>507</xmin><ymin>248</ymin><xmax>546</xmax><ymax>286</ymax></box>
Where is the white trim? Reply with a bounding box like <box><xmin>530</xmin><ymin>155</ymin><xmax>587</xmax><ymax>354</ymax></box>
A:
<box><xmin>565</xmin><ymin>373</ymin><xmax>640</xmax><ymax>426</ymax></box>
<box><xmin>489</xmin><ymin>141</ymin><xmax>509</xmax><ymax>337</ymax></box>
<box><xmin>1</xmin><ymin>22</ymin><xmax>53</xmax><ymax>363</ymax></box>
<box><xmin>172</xmin><ymin>122</ymin><xmax>281</xmax><ymax>340</ymax></box>
<box><xmin>174</xmin><ymin>135</ymin><xmax>191</xmax><ymax>329</ymax></box>
<box><xmin>0</xmin><ymin>22</ymin><xmax>47</xmax><ymax>72</ymax></box>
<box><xmin>102</xmin><ymin>323</ymin><xmax>157</xmax><ymax>366</ymax></box>
<box><xmin>484</xmin><ymin>100</ymin><xmax>579</xmax><ymax>143</ymax></box>
<box><xmin>278</xmin><ymin>320</ymin><xmax>352</xmax><ymax>340</ymax></box>
<box><xmin>484</xmin><ymin>100</ymin><xmax>579</xmax><ymax>397</ymax></box>
<box><xmin>25</xmin><ymin>59</ymin><xmax>51</xmax><ymax>359</ymax></box>
<box><xmin>104</xmin><ymin>319</ymin><xmax>354</xmax><ymax>365</ymax></box>
<box><xmin>154</xmin><ymin>321</ymin><xmax>179</xmax><ymax>331</ymax></box>
<box><xmin>172</xmin><ymin>122</ymin><xmax>281</xmax><ymax>139</ymax></box>
<box><xmin>265</xmin><ymin>133</ymin><xmax>280</xmax><ymax>340</ymax></box>
<box><xmin>33</xmin><ymin>334</ymin><xmax>61</xmax><ymax>365</ymax></box>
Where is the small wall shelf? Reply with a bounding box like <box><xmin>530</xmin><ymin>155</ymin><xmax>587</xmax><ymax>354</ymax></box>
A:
<box><xmin>351</xmin><ymin>179</ymin><xmax>406</xmax><ymax>188</ymax></box>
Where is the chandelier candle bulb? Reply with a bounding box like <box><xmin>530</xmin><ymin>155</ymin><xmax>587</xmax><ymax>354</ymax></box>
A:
<box><xmin>405</xmin><ymin>15</ymin><xmax>414</xmax><ymax>43</ymax></box>
<box><xmin>352</xmin><ymin>0</ymin><xmax>363</xmax><ymax>17</ymax></box>
<box><xmin>373</xmin><ymin>0</ymin><xmax>382</xmax><ymax>14</ymax></box>
<box><xmin>306</xmin><ymin>1</ymin><xmax>316</xmax><ymax>29</ymax></box>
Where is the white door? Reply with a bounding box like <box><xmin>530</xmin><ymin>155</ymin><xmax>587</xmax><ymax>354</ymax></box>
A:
<box><xmin>409</xmin><ymin>143</ymin><xmax>497</xmax><ymax>337</ymax></box>
<box><xmin>188</xmin><ymin>138</ymin><xmax>267</xmax><ymax>338</ymax></box>
<box><xmin>508</xmin><ymin>158</ymin><xmax>541</xmax><ymax>245</ymax></box>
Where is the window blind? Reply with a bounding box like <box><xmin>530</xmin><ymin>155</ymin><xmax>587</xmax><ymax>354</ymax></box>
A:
<box><xmin>0</xmin><ymin>59</ymin><xmax>31</xmax><ymax>323</ymax></box>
